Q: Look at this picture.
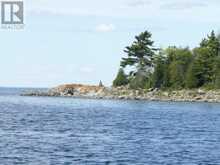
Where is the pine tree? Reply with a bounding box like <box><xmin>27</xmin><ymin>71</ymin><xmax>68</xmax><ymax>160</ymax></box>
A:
<box><xmin>113</xmin><ymin>30</ymin><xmax>220</xmax><ymax>90</ymax></box>
<box><xmin>121</xmin><ymin>31</ymin><xmax>157</xmax><ymax>70</ymax></box>
<box><xmin>185</xmin><ymin>63</ymin><xmax>199</xmax><ymax>89</ymax></box>
<box><xmin>200</xmin><ymin>30</ymin><xmax>220</xmax><ymax>56</ymax></box>
<box><xmin>214</xmin><ymin>56</ymin><xmax>220</xmax><ymax>88</ymax></box>
<box><xmin>152</xmin><ymin>54</ymin><xmax>166</xmax><ymax>88</ymax></box>
<box><xmin>164</xmin><ymin>47</ymin><xmax>193</xmax><ymax>89</ymax></box>
<box><xmin>185</xmin><ymin>31</ymin><xmax>220</xmax><ymax>88</ymax></box>
<box><xmin>120</xmin><ymin>31</ymin><xmax>158</xmax><ymax>89</ymax></box>
<box><xmin>190</xmin><ymin>48</ymin><xmax>210</xmax><ymax>87</ymax></box>
<box><xmin>113</xmin><ymin>68</ymin><xmax>128</xmax><ymax>87</ymax></box>
<box><xmin>197</xmin><ymin>31</ymin><xmax>220</xmax><ymax>86</ymax></box>
<box><xmin>214</xmin><ymin>69</ymin><xmax>220</xmax><ymax>89</ymax></box>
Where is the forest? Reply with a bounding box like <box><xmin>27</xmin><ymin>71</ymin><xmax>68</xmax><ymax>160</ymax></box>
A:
<box><xmin>113</xmin><ymin>30</ymin><xmax>220</xmax><ymax>90</ymax></box>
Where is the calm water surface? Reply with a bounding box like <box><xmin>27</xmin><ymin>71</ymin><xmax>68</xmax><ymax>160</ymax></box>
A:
<box><xmin>0</xmin><ymin>88</ymin><xmax>220</xmax><ymax>164</ymax></box>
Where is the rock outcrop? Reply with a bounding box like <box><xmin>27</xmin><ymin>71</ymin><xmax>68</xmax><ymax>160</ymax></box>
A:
<box><xmin>22</xmin><ymin>84</ymin><xmax>220</xmax><ymax>103</ymax></box>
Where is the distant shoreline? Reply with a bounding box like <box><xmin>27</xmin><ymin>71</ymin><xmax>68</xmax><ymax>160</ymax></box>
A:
<box><xmin>21</xmin><ymin>84</ymin><xmax>220</xmax><ymax>103</ymax></box>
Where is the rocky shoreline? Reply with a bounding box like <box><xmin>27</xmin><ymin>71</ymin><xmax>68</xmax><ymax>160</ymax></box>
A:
<box><xmin>21</xmin><ymin>84</ymin><xmax>220</xmax><ymax>103</ymax></box>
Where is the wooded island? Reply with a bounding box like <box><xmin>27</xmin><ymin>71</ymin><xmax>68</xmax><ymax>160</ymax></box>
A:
<box><xmin>113</xmin><ymin>30</ymin><xmax>220</xmax><ymax>90</ymax></box>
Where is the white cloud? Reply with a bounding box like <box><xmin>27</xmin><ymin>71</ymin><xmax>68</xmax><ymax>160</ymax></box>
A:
<box><xmin>26</xmin><ymin>0</ymin><xmax>220</xmax><ymax>22</ymax></box>
<box><xmin>95</xmin><ymin>24</ymin><xmax>115</xmax><ymax>32</ymax></box>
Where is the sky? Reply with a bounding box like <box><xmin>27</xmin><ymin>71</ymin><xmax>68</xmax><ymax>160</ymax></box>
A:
<box><xmin>1</xmin><ymin>0</ymin><xmax>220</xmax><ymax>87</ymax></box>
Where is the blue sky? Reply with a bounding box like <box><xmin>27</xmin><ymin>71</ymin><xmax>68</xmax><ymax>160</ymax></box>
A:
<box><xmin>1</xmin><ymin>0</ymin><xmax>220</xmax><ymax>87</ymax></box>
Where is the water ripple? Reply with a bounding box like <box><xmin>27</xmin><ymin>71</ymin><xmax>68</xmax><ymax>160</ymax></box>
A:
<box><xmin>0</xmin><ymin>91</ymin><xmax>220</xmax><ymax>164</ymax></box>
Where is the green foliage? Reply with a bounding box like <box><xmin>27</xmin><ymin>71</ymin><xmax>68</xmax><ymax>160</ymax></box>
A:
<box><xmin>213</xmin><ymin>56</ymin><xmax>220</xmax><ymax>89</ymax></box>
<box><xmin>169</xmin><ymin>62</ymin><xmax>184</xmax><ymax>89</ymax></box>
<box><xmin>200</xmin><ymin>30</ymin><xmax>220</xmax><ymax>56</ymax></box>
<box><xmin>214</xmin><ymin>71</ymin><xmax>220</xmax><ymax>89</ymax></box>
<box><xmin>121</xmin><ymin>31</ymin><xmax>157</xmax><ymax>71</ymax></box>
<box><xmin>129</xmin><ymin>69</ymin><xmax>149</xmax><ymax>89</ymax></box>
<box><xmin>113</xmin><ymin>68</ymin><xmax>129</xmax><ymax>87</ymax></box>
<box><xmin>192</xmin><ymin>47</ymin><xmax>214</xmax><ymax>86</ymax></box>
<box><xmin>114</xmin><ymin>30</ymin><xmax>220</xmax><ymax>90</ymax></box>
<box><xmin>152</xmin><ymin>53</ymin><xmax>167</xmax><ymax>88</ymax></box>
<box><xmin>118</xmin><ymin>30</ymin><xmax>158</xmax><ymax>89</ymax></box>
<box><xmin>165</xmin><ymin>47</ymin><xmax>193</xmax><ymax>89</ymax></box>
<box><xmin>185</xmin><ymin>63</ymin><xmax>199</xmax><ymax>89</ymax></box>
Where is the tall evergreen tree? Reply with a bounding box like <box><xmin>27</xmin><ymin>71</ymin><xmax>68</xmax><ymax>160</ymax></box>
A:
<box><xmin>185</xmin><ymin>62</ymin><xmax>199</xmax><ymax>89</ymax></box>
<box><xmin>152</xmin><ymin>53</ymin><xmax>167</xmax><ymax>88</ymax></box>
<box><xmin>191</xmin><ymin>47</ymin><xmax>212</xmax><ymax>86</ymax></box>
<box><xmin>121</xmin><ymin>31</ymin><xmax>157</xmax><ymax>70</ymax></box>
<box><xmin>113</xmin><ymin>30</ymin><xmax>220</xmax><ymax>90</ymax></box>
<box><xmin>200</xmin><ymin>30</ymin><xmax>220</xmax><ymax>56</ymax></box>
<box><xmin>120</xmin><ymin>31</ymin><xmax>158</xmax><ymax>89</ymax></box>
<box><xmin>165</xmin><ymin>47</ymin><xmax>193</xmax><ymax>89</ymax></box>
<box><xmin>191</xmin><ymin>31</ymin><xmax>220</xmax><ymax>87</ymax></box>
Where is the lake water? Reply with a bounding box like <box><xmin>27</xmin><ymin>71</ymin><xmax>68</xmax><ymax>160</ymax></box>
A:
<box><xmin>0</xmin><ymin>88</ymin><xmax>220</xmax><ymax>164</ymax></box>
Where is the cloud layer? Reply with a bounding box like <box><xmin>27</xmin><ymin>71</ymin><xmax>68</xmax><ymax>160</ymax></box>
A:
<box><xmin>27</xmin><ymin>0</ymin><xmax>213</xmax><ymax>16</ymax></box>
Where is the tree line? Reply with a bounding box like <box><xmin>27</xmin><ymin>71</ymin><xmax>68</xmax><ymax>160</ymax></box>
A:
<box><xmin>113</xmin><ymin>30</ymin><xmax>220</xmax><ymax>90</ymax></box>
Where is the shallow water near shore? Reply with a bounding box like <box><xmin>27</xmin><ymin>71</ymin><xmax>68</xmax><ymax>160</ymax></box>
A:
<box><xmin>1</xmin><ymin>88</ymin><xmax>220</xmax><ymax>164</ymax></box>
